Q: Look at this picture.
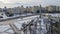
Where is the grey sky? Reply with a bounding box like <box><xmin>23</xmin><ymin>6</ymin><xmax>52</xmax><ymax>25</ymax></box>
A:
<box><xmin>0</xmin><ymin>0</ymin><xmax>60</xmax><ymax>8</ymax></box>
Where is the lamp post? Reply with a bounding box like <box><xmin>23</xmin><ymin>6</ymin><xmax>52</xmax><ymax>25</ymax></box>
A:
<box><xmin>40</xmin><ymin>5</ymin><xmax>42</xmax><ymax>18</ymax></box>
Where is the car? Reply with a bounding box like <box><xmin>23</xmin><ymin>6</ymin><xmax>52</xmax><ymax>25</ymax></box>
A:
<box><xmin>0</xmin><ymin>16</ymin><xmax>3</xmax><ymax>18</ymax></box>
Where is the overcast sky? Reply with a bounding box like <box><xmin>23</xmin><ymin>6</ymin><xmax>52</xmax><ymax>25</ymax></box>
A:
<box><xmin>0</xmin><ymin>0</ymin><xmax>60</xmax><ymax>8</ymax></box>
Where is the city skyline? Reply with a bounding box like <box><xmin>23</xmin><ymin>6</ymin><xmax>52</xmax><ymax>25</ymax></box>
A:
<box><xmin>0</xmin><ymin>0</ymin><xmax>60</xmax><ymax>8</ymax></box>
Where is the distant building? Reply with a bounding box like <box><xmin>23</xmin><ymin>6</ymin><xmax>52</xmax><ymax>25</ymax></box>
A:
<box><xmin>31</xmin><ymin>5</ymin><xmax>42</xmax><ymax>13</ymax></box>
<box><xmin>57</xmin><ymin>6</ymin><xmax>60</xmax><ymax>12</ymax></box>
<box><xmin>59</xmin><ymin>7</ymin><xmax>60</xmax><ymax>11</ymax></box>
<box><xmin>20</xmin><ymin>5</ymin><xmax>25</xmax><ymax>13</ymax></box>
<box><xmin>0</xmin><ymin>8</ymin><xmax>2</xmax><ymax>12</ymax></box>
<box><xmin>6</xmin><ymin>5</ymin><xmax>25</xmax><ymax>14</ymax></box>
<box><xmin>24</xmin><ymin>6</ymin><xmax>32</xmax><ymax>13</ymax></box>
<box><xmin>3</xmin><ymin>6</ymin><xmax>7</xmax><ymax>12</ymax></box>
<box><xmin>1</xmin><ymin>5</ymin><xmax>60</xmax><ymax>14</ymax></box>
<box><xmin>45</xmin><ymin>5</ymin><xmax>60</xmax><ymax>12</ymax></box>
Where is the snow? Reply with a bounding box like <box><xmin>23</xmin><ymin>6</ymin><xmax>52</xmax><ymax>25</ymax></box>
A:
<box><xmin>0</xmin><ymin>33</ymin><xmax>13</xmax><ymax>34</ymax></box>
<box><xmin>1</xmin><ymin>13</ymin><xmax>60</xmax><ymax>34</ymax></box>
<box><xmin>38</xmin><ymin>18</ymin><xmax>47</xmax><ymax>34</ymax></box>
<box><xmin>14</xmin><ymin>19</ymin><xmax>33</xmax><ymax>30</ymax></box>
<box><xmin>1</xmin><ymin>13</ymin><xmax>60</xmax><ymax>20</ymax></box>
<box><xmin>0</xmin><ymin>25</ymin><xmax>14</xmax><ymax>34</ymax></box>
<box><xmin>0</xmin><ymin>13</ymin><xmax>33</xmax><ymax>20</ymax></box>
<box><xmin>23</xmin><ymin>15</ymin><xmax>39</xmax><ymax>19</ymax></box>
<box><xmin>44</xmin><ymin>13</ymin><xmax>60</xmax><ymax>17</ymax></box>
<box><xmin>14</xmin><ymin>15</ymin><xmax>39</xmax><ymax>30</ymax></box>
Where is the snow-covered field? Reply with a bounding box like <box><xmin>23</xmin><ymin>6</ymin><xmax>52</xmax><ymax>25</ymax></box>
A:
<box><xmin>0</xmin><ymin>15</ymin><xmax>39</xmax><ymax>34</ymax></box>
<box><xmin>0</xmin><ymin>25</ymin><xmax>14</xmax><ymax>34</ymax></box>
<box><xmin>14</xmin><ymin>15</ymin><xmax>39</xmax><ymax>30</ymax></box>
<box><xmin>0</xmin><ymin>13</ymin><xmax>60</xmax><ymax>34</ymax></box>
<box><xmin>42</xmin><ymin>13</ymin><xmax>60</xmax><ymax>17</ymax></box>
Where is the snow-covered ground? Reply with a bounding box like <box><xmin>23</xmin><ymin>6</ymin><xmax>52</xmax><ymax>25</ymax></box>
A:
<box><xmin>0</xmin><ymin>25</ymin><xmax>14</xmax><ymax>34</ymax></box>
<box><xmin>0</xmin><ymin>15</ymin><xmax>39</xmax><ymax>34</ymax></box>
<box><xmin>0</xmin><ymin>13</ymin><xmax>60</xmax><ymax>34</ymax></box>
<box><xmin>43</xmin><ymin>13</ymin><xmax>60</xmax><ymax>17</ymax></box>
<box><xmin>1</xmin><ymin>13</ymin><xmax>60</xmax><ymax>20</ymax></box>
<box><xmin>14</xmin><ymin>15</ymin><xmax>39</xmax><ymax>30</ymax></box>
<box><xmin>0</xmin><ymin>13</ymin><xmax>33</xmax><ymax>20</ymax></box>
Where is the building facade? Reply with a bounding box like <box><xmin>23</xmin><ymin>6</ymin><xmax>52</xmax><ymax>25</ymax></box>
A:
<box><xmin>45</xmin><ymin>5</ymin><xmax>60</xmax><ymax>13</ymax></box>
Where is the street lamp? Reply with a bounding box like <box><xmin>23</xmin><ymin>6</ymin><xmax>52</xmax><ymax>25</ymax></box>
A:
<box><xmin>40</xmin><ymin>5</ymin><xmax>42</xmax><ymax>18</ymax></box>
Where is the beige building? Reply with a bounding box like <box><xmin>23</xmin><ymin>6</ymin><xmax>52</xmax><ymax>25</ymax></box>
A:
<box><xmin>45</xmin><ymin>6</ymin><xmax>56</xmax><ymax>12</ymax></box>
<box><xmin>45</xmin><ymin>5</ymin><xmax>60</xmax><ymax>12</ymax></box>
<box><xmin>25</xmin><ymin>6</ymin><xmax>32</xmax><ymax>13</ymax></box>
